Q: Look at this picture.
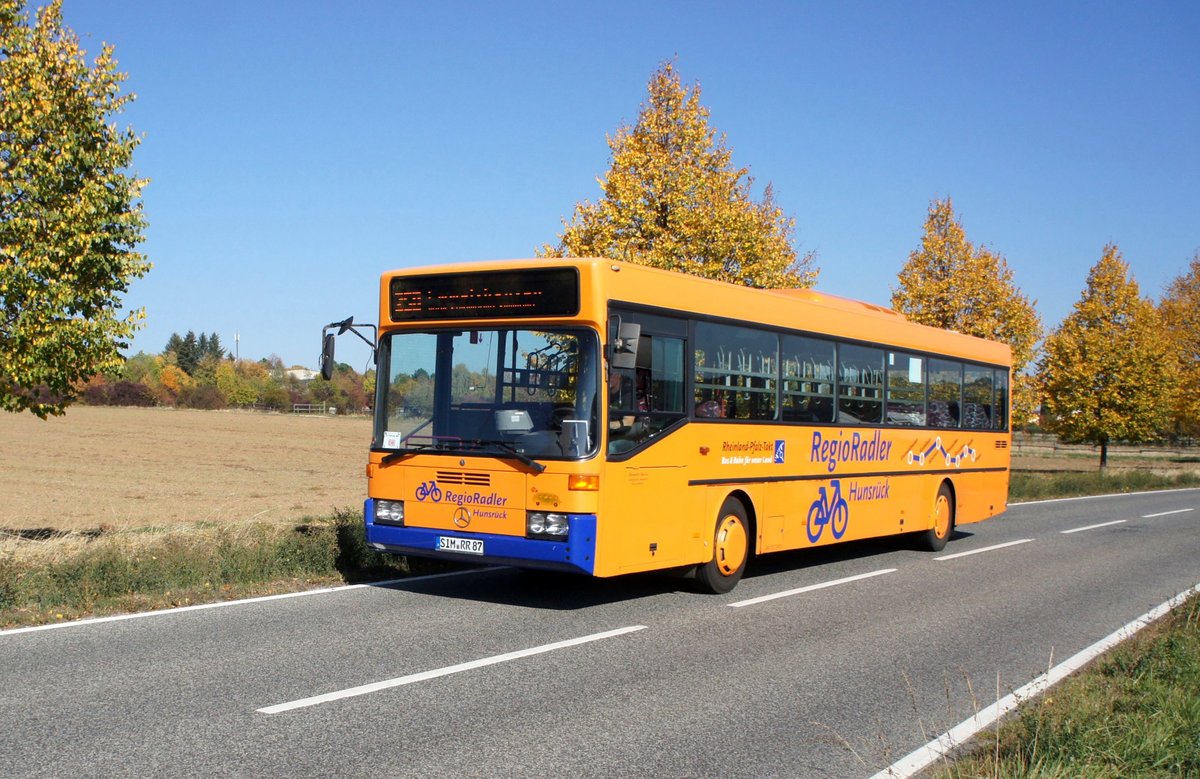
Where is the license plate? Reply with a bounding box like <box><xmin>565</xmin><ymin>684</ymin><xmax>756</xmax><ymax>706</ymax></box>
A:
<box><xmin>437</xmin><ymin>536</ymin><xmax>484</xmax><ymax>555</ymax></box>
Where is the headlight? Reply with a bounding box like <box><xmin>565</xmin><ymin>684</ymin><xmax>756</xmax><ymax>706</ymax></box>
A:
<box><xmin>375</xmin><ymin>500</ymin><xmax>405</xmax><ymax>526</ymax></box>
<box><xmin>526</xmin><ymin>511</ymin><xmax>569</xmax><ymax>540</ymax></box>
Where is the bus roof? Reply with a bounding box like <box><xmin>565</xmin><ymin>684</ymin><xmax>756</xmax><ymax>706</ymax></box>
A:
<box><xmin>380</xmin><ymin>258</ymin><xmax>1012</xmax><ymax>367</ymax></box>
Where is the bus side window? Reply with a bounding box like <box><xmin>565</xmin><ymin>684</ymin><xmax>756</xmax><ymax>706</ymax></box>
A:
<box><xmin>607</xmin><ymin>331</ymin><xmax>687</xmax><ymax>452</ymax></box>
<box><xmin>782</xmin><ymin>335</ymin><xmax>835</xmax><ymax>423</ymax></box>
<box><xmin>928</xmin><ymin>359</ymin><xmax>963</xmax><ymax>428</ymax></box>
<box><xmin>886</xmin><ymin>352</ymin><xmax>925</xmax><ymax>426</ymax></box>
<box><xmin>963</xmin><ymin>365</ymin><xmax>994</xmax><ymax>430</ymax></box>
<box><xmin>838</xmin><ymin>344</ymin><xmax>884</xmax><ymax>424</ymax></box>
<box><xmin>693</xmin><ymin>322</ymin><xmax>777</xmax><ymax>420</ymax></box>
<box><xmin>993</xmin><ymin>369</ymin><xmax>1010</xmax><ymax>430</ymax></box>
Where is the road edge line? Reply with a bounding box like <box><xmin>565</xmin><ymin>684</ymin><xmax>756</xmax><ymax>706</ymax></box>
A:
<box><xmin>868</xmin><ymin>580</ymin><xmax>1200</xmax><ymax>779</ymax></box>
<box><xmin>0</xmin><ymin>568</ymin><xmax>498</xmax><ymax>638</ymax></box>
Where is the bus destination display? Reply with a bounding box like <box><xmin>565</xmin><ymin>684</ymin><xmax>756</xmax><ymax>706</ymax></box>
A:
<box><xmin>390</xmin><ymin>268</ymin><xmax>580</xmax><ymax>321</ymax></box>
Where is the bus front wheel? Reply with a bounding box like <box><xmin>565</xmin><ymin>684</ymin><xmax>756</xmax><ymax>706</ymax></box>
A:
<box><xmin>915</xmin><ymin>482</ymin><xmax>954</xmax><ymax>552</ymax></box>
<box><xmin>695</xmin><ymin>498</ymin><xmax>749</xmax><ymax>594</ymax></box>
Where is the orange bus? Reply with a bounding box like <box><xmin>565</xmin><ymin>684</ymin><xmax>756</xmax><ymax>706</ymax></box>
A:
<box><xmin>323</xmin><ymin>258</ymin><xmax>1011</xmax><ymax>593</ymax></box>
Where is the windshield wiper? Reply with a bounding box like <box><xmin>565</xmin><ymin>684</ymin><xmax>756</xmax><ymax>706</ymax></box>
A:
<box><xmin>381</xmin><ymin>439</ymin><xmax>547</xmax><ymax>473</ymax></box>
<box><xmin>380</xmin><ymin>441</ymin><xmax>437</xmax><ymax>466</ymax></box>
<box><xmin>462</xmin><ymin>440</ymin><xmax>546</xmax><ymax>474</ymax></box>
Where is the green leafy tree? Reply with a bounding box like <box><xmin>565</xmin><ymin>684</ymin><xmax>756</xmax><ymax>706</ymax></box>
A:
<box><xmin>1039</xmin><ymin>244</ymin><xmax>1170</xmax><ymax>467</ymax></box>
<box><xmin>542</xmin><ymin>61</ymin><xmax>816</xmax><ymax>289</ymax></box>
<box><xmin>192</xmin><ymin>352</ymin><xmax>220</xmax><ymax>386</ymax></box>
<box><xmin>1159</xmin><ymin>251</ymin><xmax>1200</xmax><ymax>439</ymax></box>
<box><xmin>214</xmin><ymin>361</ymin><xmax>257</xmax><ymax>407</ymax></box>
<box><xmin>892</xmin><ymin>198</ymin><xmax>1043</xmax><ymax>427</ymax></box>
<box><xmin>121</xmin><ymin>351</ymin><xmax>160</xmax><ymax>385</ymax></box>
<box><xmin>1</xmin><ymin>0</ymin><xmax>149</xmax><ymax>417</ymax></box>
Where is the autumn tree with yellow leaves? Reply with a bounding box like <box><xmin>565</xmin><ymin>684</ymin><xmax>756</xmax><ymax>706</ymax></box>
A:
<box><xmin>892</xmin><ymin>198</ymin><xmax>1043</xmax><ymax>426</ymax></box>
<box><xmin>542</xmin><ymin>62</ymin><xmax>816</xmax><ymax>289</ymax></box>
<box><xmin>1039</xmin><ymin>244</ymin><xmax>1171</xmax><ymax>468</ymax></box>
<box><xmin>1159</xmin><ymin>251</ymin><xmax>1200</xmax><ymax>439</ymax></box>
<box><xmin>1</xmin><ymin>0</ymin><xmax>149</xmax><ymax>417</ymax></box>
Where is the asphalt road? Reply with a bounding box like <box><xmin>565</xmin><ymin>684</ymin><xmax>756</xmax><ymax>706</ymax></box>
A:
<box><xmin>3</xmin><ymin>489</ymin><xmax>1198</xmax><ymax>778</ymax></box>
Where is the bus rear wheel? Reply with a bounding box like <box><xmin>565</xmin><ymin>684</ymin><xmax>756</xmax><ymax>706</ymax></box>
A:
<box><xmin>915</xmin><ymin>482</ymin><xmax>954</xmax><ymax>552</ymax></box>
<box><xmin>695</xmin><ymin>498</ymin><xmax>749</xmax><ymax>594</ymax></box>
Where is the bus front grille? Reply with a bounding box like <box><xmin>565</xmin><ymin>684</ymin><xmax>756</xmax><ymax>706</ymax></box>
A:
<box><xmin>436</xmin><ymin>471</ymin><xmax>491</xmax><ymax>486</ymax></box>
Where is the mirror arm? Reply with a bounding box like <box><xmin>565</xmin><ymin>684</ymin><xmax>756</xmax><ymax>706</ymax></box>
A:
<box><xmin>349</xmin><ymin>324</ymin><xmax>377</xmax><ymax>351</ymax></box>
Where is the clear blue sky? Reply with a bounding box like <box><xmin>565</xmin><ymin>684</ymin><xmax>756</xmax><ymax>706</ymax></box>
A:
<box><xmin>64</xmin><ymin>0</ymin><xmax>1200</xmax><ymax>372</ymax></box>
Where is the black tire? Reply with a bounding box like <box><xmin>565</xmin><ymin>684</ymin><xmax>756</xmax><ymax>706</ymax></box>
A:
<box><xmin>915</xmin><ymin>482</ymin><xmax>954</xmax><ymax>552</ymax></box>
<box><xmin>695</xmin><ymin>498</ymin><xmax>750</xmax><ymax>594</ymax></box>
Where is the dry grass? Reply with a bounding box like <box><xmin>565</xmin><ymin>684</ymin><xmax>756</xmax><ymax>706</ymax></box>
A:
<box><xmin>1</xmin><ymin>405</ymin><xmax>371</xmax><ymax>532</ymax></box>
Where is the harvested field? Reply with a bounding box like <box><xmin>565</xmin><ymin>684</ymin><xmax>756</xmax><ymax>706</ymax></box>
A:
<box><xmin>1012</xmin><ymin>449</ymin><xmax>1200</xmax><ymax>475</ymax></box>
<box><xmin>4</xmin><ymin>406</ymin><xmax>1197</xmax><ymax>536</ymax></box>
<box><xmin>1011</xmin><ymin>430</ymin><xmax>1200</xmax><ymax>474</ymax></box>
<box><xmin>1</xmin><ymin>405</ymin><xmax>371</xmax><ymax>532</ymax></box>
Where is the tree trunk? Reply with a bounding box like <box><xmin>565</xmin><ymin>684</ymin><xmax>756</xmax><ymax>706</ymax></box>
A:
<box><xmin>1099</xmin><ymin>440</ymin><xmax>1109</xmax><ymax>470</ymax></box>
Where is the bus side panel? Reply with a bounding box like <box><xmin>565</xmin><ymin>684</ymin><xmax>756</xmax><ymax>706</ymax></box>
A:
<box><xmin>762</xmin><ymin>481</ymin><xmax>802</xmax><ymax>553</ymax></box>
<box><xmin>948</xmin><ymin>470</ymin><xmax>1010</xmax><ymax>525</ymax></box>
<box><xmin>777</xmin><ymin>475</ymin><xmax>908</xmax><ymax>549</ymax></box>
<box><xmin>595</xmin><ymin>447</ymin><xmax>706</xmax><ymax>576</ymax></box>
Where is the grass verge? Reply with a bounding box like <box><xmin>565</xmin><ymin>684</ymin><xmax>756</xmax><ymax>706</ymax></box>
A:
<box><xmin>930</xmin><ymin>594</ymin><xmax>1200</xmax><ymax>778</ymax></box>
<box><xmin>0</xmin><ymin>509</ymin><xmax>460</xmax><ymax>628</ymax></box>
<box><xmin>1010</xmin><ymin>469</ymin><xmax>1200</xmax><ymax>501</ymax></box>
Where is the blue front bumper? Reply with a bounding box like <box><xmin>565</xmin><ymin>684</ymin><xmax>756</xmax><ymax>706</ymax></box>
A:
<box><xmin>364</xmin><ymin>499</ymin><xmax>597</xmax><ymax>574</ymax></box>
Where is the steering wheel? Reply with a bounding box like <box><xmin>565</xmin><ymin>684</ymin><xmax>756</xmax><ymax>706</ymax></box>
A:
<box><xmin>550</xmin><ymin>405</ymin><xmax>573</xmax><ymax>429</ymax></box>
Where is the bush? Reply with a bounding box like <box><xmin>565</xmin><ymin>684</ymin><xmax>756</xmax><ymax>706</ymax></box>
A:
<box><xmin>108</xmin><ymin>380</ymin><xmax>157</xmax><ymax>406</ymax></box>
<box><xmin>81</xmin><ymin>380</ymin><xmax>156</xmax><ymax>407</ymax></box>
<box><xmin>178</xmin><ymin>384</ymin><xmax>225</xmax><ymax>410</ymax></box>
<box><xmin>81</xmin><ymin>381</ymin><xmax>111</xmax><ymax>405</ymax></box>
<box><xmin>259</xmin><ymin>385</ymin><xmax>291</xmax><ymax>412</ymax></box>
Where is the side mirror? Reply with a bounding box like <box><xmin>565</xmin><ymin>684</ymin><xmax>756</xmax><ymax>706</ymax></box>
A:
<box><xmin>320</xmin><ymin>315</ymin><xmax>377</xmax><ymax>379</ymax></box>
<box><xmin>610</xmin><ymin>322</ymin><xmax>641</xmax><ymax>370</ymax></box>
<box><xmin>320</xmin><ymin>332</ymin><xmax>336</xmax><ymax>380</ymax></box>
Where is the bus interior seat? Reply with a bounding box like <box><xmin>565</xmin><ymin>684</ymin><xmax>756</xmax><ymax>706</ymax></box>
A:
<box><xmin>927</xmin><ymin>400</ymin><xmax>957</xmax><ymax>427</ymax></box>
<box><xmin>962</xmin><ymin>402</ymin><xmax>990</xmax><ymax>429</ymax></box>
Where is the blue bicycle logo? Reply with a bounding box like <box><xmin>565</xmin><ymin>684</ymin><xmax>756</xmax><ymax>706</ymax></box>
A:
<box><xmin>807</xmin><ymin>479</ymin><xmax>849</xmax><ymax>543</ymax></box>
<box><xmin>415</xmin><ymin>480</ymin><xmax>442</xmax><ymax>502</ymax></box>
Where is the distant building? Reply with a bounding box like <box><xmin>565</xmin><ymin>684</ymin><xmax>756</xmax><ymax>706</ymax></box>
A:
<box><xmin>286</xmin><ymin>368</ymin><xmax>318</xmax><ymax>382</ymax></box>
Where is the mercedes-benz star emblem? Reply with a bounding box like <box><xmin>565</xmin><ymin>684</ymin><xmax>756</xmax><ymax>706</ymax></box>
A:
<box><xmin>453</xmin><ymin>507</ymin><xmax>471</xmax><ymax>528</ymax></box>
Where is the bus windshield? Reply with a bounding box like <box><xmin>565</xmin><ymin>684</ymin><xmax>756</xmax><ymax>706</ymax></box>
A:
<box><xmin>374</xmin><ymin>328</ymin><xmax>601</xmax><ymax>460</ymax></box>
